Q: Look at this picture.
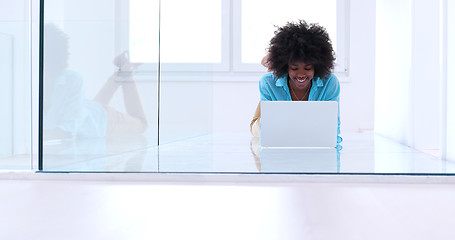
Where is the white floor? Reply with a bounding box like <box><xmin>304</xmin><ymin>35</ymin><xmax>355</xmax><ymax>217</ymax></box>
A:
<box><xmin>1</xmin><ymin>174</ymin><xmax>455</xmax><ymax>240</ymax></box>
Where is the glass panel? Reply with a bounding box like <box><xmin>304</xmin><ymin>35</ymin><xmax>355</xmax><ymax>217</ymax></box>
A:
<box><xmin>0</xmin><ymin>0</ymin><xmax>32</xmax><ymax>169</ymax></box>
<box><xmin>42</xmin><ymin>0</ymin><xmax>159</xmax><ymax>171</ymax></box>
<box><xmin>38</xmin><ymin>0</ymin><xmax>455</xmax><ymax>175</ymax></box>
<box><xmin>447</xmin><ymin>0</ymin><xmax>455</xmax><ymax>161</ymax></box>
<box><xmin>159</xmin><ymin>0</ymin><xmax>221</xmax><ymax>144</ymax></box>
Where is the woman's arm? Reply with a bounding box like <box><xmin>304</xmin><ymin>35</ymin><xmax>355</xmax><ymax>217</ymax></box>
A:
<box><xmin>250</xmin><ymin>102</ymin><xmax>261</xmax><ymax>137</ymax></box>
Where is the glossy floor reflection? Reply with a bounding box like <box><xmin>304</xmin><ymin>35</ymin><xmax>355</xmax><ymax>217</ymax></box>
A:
<box><xmin>41</xmin><ymin>133</ymin><xmax>455</xmax><ymax>174</ymax></box>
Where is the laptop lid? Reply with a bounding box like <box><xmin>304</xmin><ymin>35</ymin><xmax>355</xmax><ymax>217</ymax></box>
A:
<box><xmin>260</xmin><ymin>101</ymin><xmax>338</xmax><ymax>148</ymax></box>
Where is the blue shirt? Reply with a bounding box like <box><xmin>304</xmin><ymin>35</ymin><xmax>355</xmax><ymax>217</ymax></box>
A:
<box><xmin>259</xmin><ymin>72</ymin><xmax>342</xmax><ymax>144</ymax></box>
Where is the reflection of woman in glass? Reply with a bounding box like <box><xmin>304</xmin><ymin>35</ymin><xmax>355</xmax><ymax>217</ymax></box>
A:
<box><xmin>44</xmin><ymin>24</ymin><xmax>147</xmax><ymax>140</ymax></box>
<box><xmin>250</xmin><ymin>20</ymin><xmax>341</xmax><ymax>144</ymax></box>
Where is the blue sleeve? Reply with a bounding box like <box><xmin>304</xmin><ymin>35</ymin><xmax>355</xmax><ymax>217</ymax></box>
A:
<box><xmin>327</xmin><ymin>75</ymin><xmax>342</xmax><ymax>144</ymax></box>
<box><xmin>325</xmin><ymin>74</ymin><xmax>340</xmax><ymax>101</ymax></box>
<box><xmin>259</xmin><ymin>74</ymin><xmax>273</xmax><ymax>101</ymax></box>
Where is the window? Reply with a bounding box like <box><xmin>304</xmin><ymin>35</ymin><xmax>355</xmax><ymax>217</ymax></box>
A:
<box><xmin>234</xmin><ymin>0</ymin><xmax>347</xmax><ymax>73</ymax></box>
<box><xmin>129</xmin><ymin>0</ymin><xmax>160</xmax><ymax>64</ymax></box>
<box><xmin>125</xmin><ymin>0</ymin><xmax>348</xmax><ymax>73</ymax></box>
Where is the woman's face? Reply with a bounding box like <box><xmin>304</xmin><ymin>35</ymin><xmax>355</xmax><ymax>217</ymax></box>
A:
<box><xmin>288</xmin><ymin>61</ymin><xmax>314</xmax><ymax>91</ymax></box>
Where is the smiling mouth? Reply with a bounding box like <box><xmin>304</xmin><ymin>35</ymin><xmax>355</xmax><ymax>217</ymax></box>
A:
<box><xmin>296</xmin><ymin>76</ymin><xmax>308</xmax><ymax>83</ymax></box>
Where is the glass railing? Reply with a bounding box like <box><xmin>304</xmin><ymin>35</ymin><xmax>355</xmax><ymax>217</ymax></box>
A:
<box><xmin>41</xmin><ymin>0</ymin><xmax>160</xmax><ymax>171</ymax></box>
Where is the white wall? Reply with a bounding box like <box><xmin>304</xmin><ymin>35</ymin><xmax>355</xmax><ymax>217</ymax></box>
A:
<box><xmin>375</xmin><ymin>0</ymin><xmax>443</xmax><ymax>154</ymax></box>
<box><xmin>375</xmin><ymin>0</ymin><xmax>412</xmax><ymax>143</ymax></box>
<box><xmin>339</xmin><ymin>0</ymin><xmax>376</xmax><ymax>133</ymax></box>
<box><xmin>412</xmin><ymin>0</ymin><xmax>442</xmax><ymax>152</ymax></box>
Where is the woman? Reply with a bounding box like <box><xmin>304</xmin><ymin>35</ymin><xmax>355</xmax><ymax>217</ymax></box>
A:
<box><xmin>250</xmin><ymin>20</ymin><xmax>342</xmax><ymax>144</ymax></box>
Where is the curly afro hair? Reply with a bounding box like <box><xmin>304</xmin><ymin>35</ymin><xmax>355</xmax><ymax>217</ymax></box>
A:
<box><xmin>267</xmin><ymin>20</ymin><xmax>335</xmax><ymax>79</ymax></box>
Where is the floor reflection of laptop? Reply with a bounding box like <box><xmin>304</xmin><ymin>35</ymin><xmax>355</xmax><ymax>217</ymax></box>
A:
<box><xmin>260</xmin><ymin>101</ymin><xmax>338</xmax><ymax>148</ymax></box>
<box><xmin>260</xmin><ymin>148</ymin><xmax>338</xmax><ymax>172</ymax></box>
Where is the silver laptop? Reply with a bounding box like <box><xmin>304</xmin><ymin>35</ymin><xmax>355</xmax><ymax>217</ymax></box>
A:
<box><xmin>260</xmin><ymin>101</ymin><xmax>338</xmax><ymax>148</ymax></box>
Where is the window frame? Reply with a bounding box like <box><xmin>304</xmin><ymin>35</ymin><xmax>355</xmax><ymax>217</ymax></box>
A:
<box><xmin>117</xmin><ymin>0</ymin><xmax>350</xmax><ymax>75</ymax></box>
<box><xmin>232</xmin><ymin>0</ymin><xmax>349</xmax><ymax>74</ymax></box>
